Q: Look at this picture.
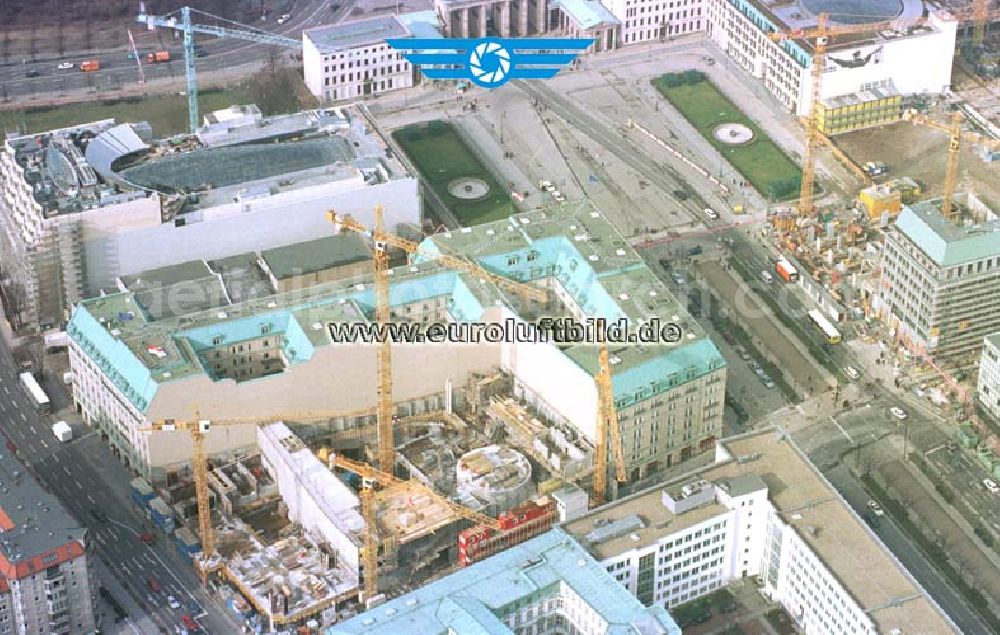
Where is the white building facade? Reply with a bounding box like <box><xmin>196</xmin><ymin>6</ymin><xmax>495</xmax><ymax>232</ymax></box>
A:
<box><xmin>585</xmin><ymin>476</ymin><xmax>882</xmax><ymax>633</ymax></box>
<box><xmin>603</xmin><ymin>0</ymin><xmax>705</xmax><ymax>46</ymax></box>
<box><xmin>704</xmin><ymin>0</ymin><xmax>956</xmax><ymax>116</ymax></box>
<box><xmin>978</xmin><ymin>334</ymin><xmax>1000</xmax><ymax>422</ymax></box>
<box><xmin>303</xmin><ymin>17</ymin><xmax>414</xmax><ymax>103</ymax></box>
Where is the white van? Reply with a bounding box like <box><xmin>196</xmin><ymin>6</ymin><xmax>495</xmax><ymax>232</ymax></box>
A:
<box><xmin>759</xmin><ymin>271</ymin><xmax>774</xmax><ymax>284</ymax></box>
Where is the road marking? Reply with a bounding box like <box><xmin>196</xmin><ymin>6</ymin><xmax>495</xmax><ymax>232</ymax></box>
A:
<box><xmin>3</xmin><ymin>386</ymin><xmax>7</xmax><ymax>394</ymax></box>
<box><xmin>40</xmin><ymin>439</ymin><xmax>47</xmax><ymax>449</ymax></box>
<box><xmin>29</xmin><ymin>426</ymin><xmax>36</xmax><ymax>435</ymax></box>
<box><xmin>19</xmin><ymin>412</ymin><xmax>25</xmax><ymax>422</ymax></box>
<box><xmin>75</xmin><ymin>481</ymin><xmax>82</xmax><ymax>489</ymax></box>
<box><xmin>52</xmin><ymin>453</ymin><xmax>59</xmax><ymax>464</ymax></box>
<box><xmin>122</xmin><ymin>618</ymin><xmax>141</xmax><ymax>635</ymax></box>
<box><xmin>830</xmin><ymin>416</ymin><xmax>855</xmax><ymax>444</ymax></box>
<box><xmin>62</xmin><ymin>465</ymin><xmax>70</xmax><ymax>476</ymax></box>
<box><xmin>87</xmin><ymin>495</ymin><xmax>95</xmax><ymax>504</ymax></box>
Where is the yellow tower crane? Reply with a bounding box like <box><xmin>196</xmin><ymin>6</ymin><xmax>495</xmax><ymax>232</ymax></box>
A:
<box><xmin>326</xmin><ymin>453</ymin><xmax>501</xmax><ymax>601</ymax></box>
<box><xmin>144</xmin><ymin>405</ymin><xmax>391</xmax><ymax>574</ymax></box>
<box><xmin>902</xmin><ymin>108</ymin><xmax>1000</xmax><ymax>222</ymax></box>
<box><xmin>325</xmin><ymin>207</ymin><xmax>548</xmax><ymax>472</ymax></box>
<box><xmin>592</xmin><ymin>344</ymin><xmax>627</xmax><ymax>507</ymax></box>
<box><xmin>768</xmin><ymin>13</ymin><xmax>926</xmax><ymax>217</ymax></box>
<box><xmin>974</xmin><ymin>0</ymin><xmax>990</xmax><ymax>45</ymax></box>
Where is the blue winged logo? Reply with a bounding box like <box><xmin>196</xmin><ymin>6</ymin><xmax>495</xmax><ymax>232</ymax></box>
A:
<box><xmin>386</xmin><ymin>37</ymin><xmax>593</xmax><ymax>88</ymax></box>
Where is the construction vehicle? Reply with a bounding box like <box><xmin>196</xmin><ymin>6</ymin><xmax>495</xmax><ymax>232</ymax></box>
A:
<box><xmin>145</xmin><ymin>50</ymin><xmax>171</xmax><ymax>63</ymax></box>
<box><xmin>80</xmin><ymin>59</ymin><xmax>100</xmax><ymax>72</ymax></box>
<box><xmin>902</xmin><ymin>108</ymin><xmax>1000</xmax><ymax>222</ymax></box>
<box><xmin>775</xmin><ymin>258</ymin><xmax>799</xmax><ymax>283</ymax></box>
<box><xmin>137</xmin><ymin>5</ymin><xmax>299</xmax><ymax>133</ymax></box>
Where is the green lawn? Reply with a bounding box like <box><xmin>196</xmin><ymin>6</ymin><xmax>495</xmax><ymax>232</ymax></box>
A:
<box><xmin>393</xmin><ymin>121</ymin><xmax>512</xmax><ymax>226</ymax></box>
<box><xmin>654</xmin><ymin>72</ymin><xmax>801</xmax><ymax>200</ymax></box>
<box><xmin>0</xmin><ymin>86</ymin><xmax>255</xmax><ymax>138</ymax></box>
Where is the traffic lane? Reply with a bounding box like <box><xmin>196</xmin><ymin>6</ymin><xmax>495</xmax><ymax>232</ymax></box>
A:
<box><xmin>927</xmin><ymin>445</ymin><xmax>1000</xmax><ymax>533</ymax></box>
<box><xmin>825</xmin><ymin>464</ymin><xmax>990</xmax><ymax>635</ymax></box>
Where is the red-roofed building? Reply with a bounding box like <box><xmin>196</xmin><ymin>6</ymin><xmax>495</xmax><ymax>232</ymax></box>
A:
<box><xmin>0</xmin><ymin>450</ymin><xmax>96</xmax><ymax>634</ymax></box>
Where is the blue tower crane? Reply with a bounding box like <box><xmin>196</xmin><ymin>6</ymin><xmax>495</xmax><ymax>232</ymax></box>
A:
<box><xmin>136</xmin><ymin>5</ymin><xmax>300</xmax><ymax>134</ymax></box>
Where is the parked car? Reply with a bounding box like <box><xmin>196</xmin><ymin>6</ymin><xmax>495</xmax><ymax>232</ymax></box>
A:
<box><xmin>167</xmin><ymin>595</ymin><xmax>181</xmax><ymax>609</ymax></box>
<box><xmin>56</xmin><ymin>62</ymin><xmax>74</xmax><ymax>70</ymax></box>
<box><xmin>759</xmin><ymin>270</ymin><xmax>774</xmax><ymax>284</ymax></box>
<box><xmin>844</xmin><ymin>366</ymin><xmax>861</xmax><ymax>380</ymax></box>
<box><xmin>734</xmin><ymin>345</ymin><xmax>751</xmax><ymax>361</ymax></box>
<box><xmin>148</xmin><ymin>577</ymin><xmax>161</xmax><ymax>593</ymax></box>
<box><xmin>140</xmin><ymin>532</ymin><xmax>155</xmax><ymax>545</ymax></box>
<box><xmin>867</xmin><ymin>500</ymin><xmax>884</xmax><ymax>516</ymax></box>
<box><xmin>985</xmin><ymin>479</ymin><xmax>1000</xmax><ymax>493</ymax></box>
<box><xmin>889</xmin><ymin>406</ymin><xmax>908</xmax><ymax>420</ymax></box>
<box><xmin>25</xmin><ymin>70</ymin><xmax>40</xmax><ymax>78</ymax></box>
<box><xmin>760</xmin><ymin>374</ymin><xmax>775</xmax><ymax>389</ymax></box>
<box><xmin>671</xmin><ymin>272</ymin><xmax>685</xmax><ymax>285</ymax></box>
<box><xmin>703</xmin><ymin>207</ymin><xmax>719</xmax><ymax>220</ymax></box>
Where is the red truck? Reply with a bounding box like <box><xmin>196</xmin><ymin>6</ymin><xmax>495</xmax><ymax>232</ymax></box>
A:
<box><xmin>775</xmin><ymin>257</ymin><xmax>799</xmax><ymax>283</ymax></box>
<box><xmin>144</xmin><ymin>50</ymin><xmax>171</xmax><ymax>64</ymax></box>
<box><xmin>80</xmin><ymin>59</ymin><xmax>100</xmax><ymax>72</ymax></box>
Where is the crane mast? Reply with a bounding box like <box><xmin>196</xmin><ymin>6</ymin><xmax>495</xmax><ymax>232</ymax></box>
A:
<box><xmin>136</xmin><ymin>6</ymin><xmax>299</xmax><ymax>133</ymax></box>
<box><xmin>592</xmin><ymin>344</ymin><xmax>626</xmax><ymax>506</ymax></box>
<box><xmin>372</xmin><ymin>205</ymin><xmax>396</xmax><ymax>473</ymax></box>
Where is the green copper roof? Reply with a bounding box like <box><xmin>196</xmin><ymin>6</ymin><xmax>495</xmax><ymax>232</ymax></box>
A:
<box><xmin>328</xmin><ymin>527</ymin><xmax>680</xmax><ymax>635</ymax></box>
<box><xmin>895</xmin><ymin>202</ymin><xmax>1000</xmax><ymax>267</ymax></box>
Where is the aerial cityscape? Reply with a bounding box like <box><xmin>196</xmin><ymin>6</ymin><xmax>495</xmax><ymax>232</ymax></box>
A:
<box><xmin>1</xmin><ymin>0</ymin><xmax>1000</xmax><ymax>633</ymax></box>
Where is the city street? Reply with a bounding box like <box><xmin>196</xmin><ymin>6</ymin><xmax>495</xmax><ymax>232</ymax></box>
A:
<box><xmin>0</xmin><ymin>0</ymin><xmax>348</xmax><ymax>102</ymax></box>
<box><xmin>0</xmin><ymin>334</ymin><xmax>240</xmax><ymax>634</ymax></box>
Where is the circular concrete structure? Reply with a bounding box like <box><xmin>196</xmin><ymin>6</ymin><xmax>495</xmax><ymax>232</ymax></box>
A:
<box><xmin>448</xmin><ymin>177</ymin><xmax>491</xmax><ymax>200</ymax></box>
<box><xmin>713</xmin><ymin>123</ymin><xmax>754</xmax><ymax>145</ymax></box>
<box><xmin>456</xmin><ymin>445</ymin><xmax>533</xmax><ymax>516</ymax></box>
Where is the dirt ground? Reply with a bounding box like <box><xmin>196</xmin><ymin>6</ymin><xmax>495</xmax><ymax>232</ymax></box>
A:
<box><xmin>836</xmin><ymin>118</ymin><xmax>1000</xmax><ymax>211</ymax></box>
<box><xmin>880</xmin><ymin>460</ymin><xmax>1000</xmax><ymax>605</ymax></box>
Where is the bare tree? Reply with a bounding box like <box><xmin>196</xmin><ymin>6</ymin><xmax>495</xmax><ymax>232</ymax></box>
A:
<box><xmin>56</xmin><ymin>17</ymin><xmax>66</xmax><ymax>57</ymax></box>
<box><xmin>1</xmin><ymin>30</ymin><xmax>10</xmax><ymax>65</ymax></box>
<box><xmin>84</xmin><ymin>15</ymin><xmax>93</xmax><ymax>51</ymax></box>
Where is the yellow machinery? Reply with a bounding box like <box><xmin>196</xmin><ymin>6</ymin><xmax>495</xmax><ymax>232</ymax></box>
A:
<box><xmin>327</xmin><ymin>453</ymin><xmax>501</xmax><ymax>600</ymax></box>
<box><xmin>902</xmin><ymin>109</ymin><xmax>1000</xmax><ymax>222</ymax></box>
<box><xmin>326</xmin><ymin>208</ymin><xmax>548</xmax><ymax>474</ymax></box>
<box><xmin>145</xmin><ymin>405</ymin><xmax>391</xmax><ymax>573</ymax></box>
<box><xmin>592</xmin><ymin>344</ymin><xmax>627</xmax><ymax>507</ymax></box>
<box><xmin>768</xmin><ymin>13</ymin><xmax>926</xmax><ymax>217</ymax></box>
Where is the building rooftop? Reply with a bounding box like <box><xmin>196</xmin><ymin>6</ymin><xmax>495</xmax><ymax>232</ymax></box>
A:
<box><xmin>563</xmin><ymin>429</ymin><xmax>957</xmax><ymax>634</ymax></box>
<box><xmin>304</xmin><ymin>15</ymin><xmax>410</xmax><ymax>53</ymax></box>
<box><xmin>261</xmin><ymin>234</ymin><xmax>372</xmax><ymax>280</ymax></box>
<box><xmin>328</xmin><ymin>527</ymin><xmax>680</xmax><ymax>635</ymax></box>
<box><xmin>67</xmin><ymin>202</ymin><xmax>723</xmax><ymax>414</ymax></box>
<box><xmin>3</xmin><ymin>120</ymin><xmax>151</xmax><ymax>218</ymax></box>
<box><xmin>550</xmin><ymin>0</ymin><xmax>621</xmax><ymax>29</ymax></box>
<box><xmin>894</xmin><ymin>199</ymin><xmax>1000</xmax><ymax>267</ymax></box>
<box><xmin>0</xmin><ymin>448</ymin><xmax>87</xmax><ymax>582</ymax></box>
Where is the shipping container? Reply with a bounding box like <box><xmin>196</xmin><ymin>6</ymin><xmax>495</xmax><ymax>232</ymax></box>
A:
<box><xmin>145</xmin><ymin>50</ymin><xmax>170</xmax><ymax>63</ymax></box>
<box><xmin>52</xmin><ymin>421</ymin><xmax>72</xmax><ymax>442</ymax></box>
<box><xmin>149</xmin><ymin>497</ymin><xmax>175</xmax><ymax>533</ymax></box>
<box><xmin>130</xmin><ymin>477</ymin><xmax>156</xmax><ymax>509</ymax></box>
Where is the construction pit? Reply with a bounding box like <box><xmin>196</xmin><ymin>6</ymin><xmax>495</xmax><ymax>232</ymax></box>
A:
<box><xmin>192</xmin><ymin>377</ymin><xmax>600</xmax><ymax>630</ymax></box>
<box><xmin>834</xmin><ymin>116</ymin><xmax>1000</xmax><ymax>209</ymax></box>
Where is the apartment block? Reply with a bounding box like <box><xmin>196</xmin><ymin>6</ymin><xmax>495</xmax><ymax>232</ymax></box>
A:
<box><xmin>563</xmin><ymin>430</ymin><xmax>958</xmax><ymax>634</ymax></box>
<box><xmin>603</xmin><ymin>0</ymin><xmax>705</xmax><ymax>46</ymax></box>
<box><xmin>0</xmin><ymin>452</ymin><xmax>97</xmax><ymax>634</ymax></box>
